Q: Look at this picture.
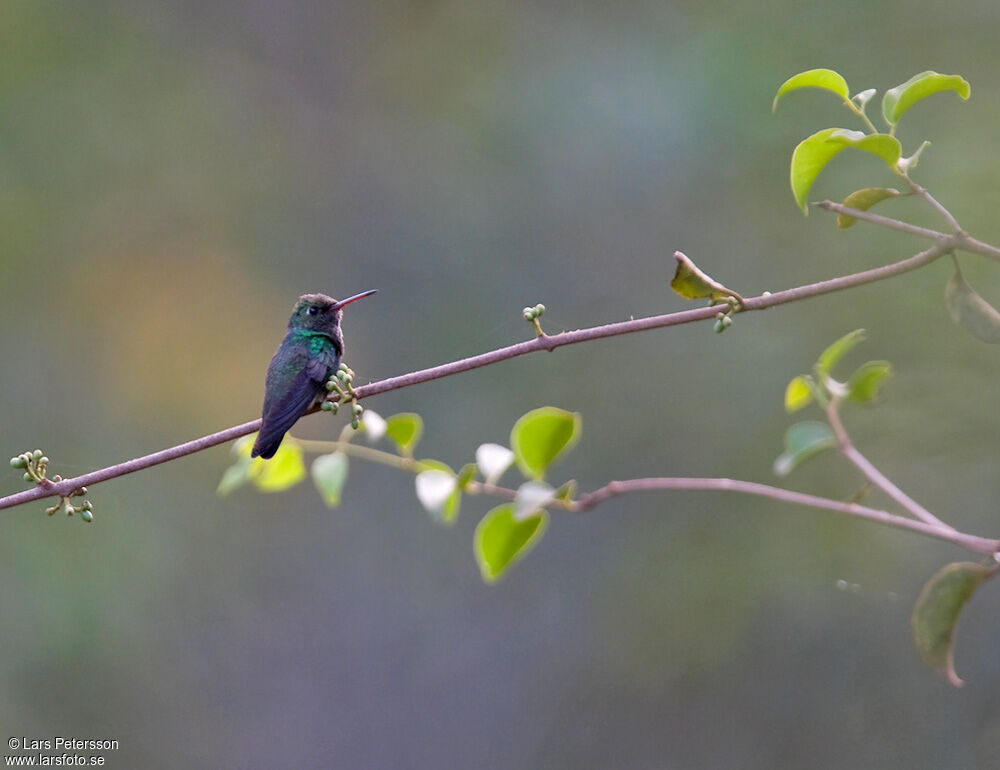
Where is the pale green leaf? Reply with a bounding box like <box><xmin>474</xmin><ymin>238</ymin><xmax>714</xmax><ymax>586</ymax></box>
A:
<box><xmin>897</xmin><ymin>141</ymin><xmax>931</xmax><ymax>174</ymax></box>
<box><xmin>784</xmin><ymin>376</ymin><xmax>813</xmax><ymax>412</ymax></box>
<box><xmin>773</xmin><ymin>422</ymin><xmax>836</xmax><ymax>477</ymax></box>
<box><xmin>456</xmin><ymin>463</ymin><xmax>478</xmax><ymax>490</ymax></box>
<box><xmin>846</xmin><ymin>361</ymin><xmax>893</xmax><ymax>403</ymax></box>
<box><xmin>385</xmin><ymin>413</ymin><xmax>424</xmax><ymax>454</ymax></box>
<box><xmin>670</xmin><ymin>251</ymin><xmax>743</xmax><ymax>303</ymax></box>
<box><xmin>912</xmin><ymin>561</ymin><xmax>994</xmax><ymax>687</ymax></box>
<box><xmin>510</xmin><ymin>407</ymin><xmax>581</xmax><ymax>480</ymax></box>
<box><xmin>474</xmin><ymin>504</ymin><xmax>548</xmax><ymax>583</ymax></box>
<box><xmin>773</xmin><ymin>69</ymin><xmax>850</xmax><ymax>112</ymax></box>
<box><xmin>816</xmin><ymin>329</ymin><xmax>866</xmax><ymax>376</ymax></box>
<box><xmin>311</xmin><ymin>452</ymin><xmax>349</xmax><ymax>508</ymax></box>
<box><xmin>251</xmin><ymin>439</ymin><xmax>307</xmax><ymax>492</ymax></box>
<box><xmin>554</xmin><ymin>479</ymin><xmax>577</xmax><ymax>502</ymax></box>
<box><xmin>836</xmin><ymin>187</ymin><xmax>901</xmax><ymax>228</ymax></box>
<box><xmin>882</xmin><ymin>71</ymin><xmax>971</xmax><ymax>127</ymax></box>
<box><xmin>790</xmin><ymin>128</ymin><xmax>845</xmax><ymax>213</ymax></box>
<box><xmin>826</xmin><ymin>130</ymin><xmax>902</xmax><ymax>168</ymax></box>
<box><xmin>216</xmin><ymin>462</ymin><xmax>250</xmax><ymax>497</ymax></box>
<box><xmin>945</xmin><ymin>267</ymin><xmax>1000</xmax><ymax>343</ymax></box>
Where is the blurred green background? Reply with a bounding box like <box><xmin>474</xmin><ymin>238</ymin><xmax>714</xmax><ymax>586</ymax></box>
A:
<box><xmin>3</xmin><ymin>2</ymin><xmax>1000</xmax><ymax>767</ymax></box>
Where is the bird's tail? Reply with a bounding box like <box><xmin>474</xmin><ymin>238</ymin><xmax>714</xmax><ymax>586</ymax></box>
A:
<box><xmin>250</xmin><ymin>435</ymin><xmax>282</xmax><ymax>459</ymax></box>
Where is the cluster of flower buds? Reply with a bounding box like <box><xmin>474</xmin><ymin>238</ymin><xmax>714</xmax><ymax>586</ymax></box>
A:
<box><xmin>714</xmin><ymin>311</ymin><xmax>734</xmax><ymax>333</ymax></box>
<box><xmin>522</xmin><ymin>303</ymin><xmax>546</xmax><ymax>321</ymax></box>
<box><xmin>10</xmin><ymin>450</ymin><xmax>95</xmax><ymax>522</ymax></box>
<box><xmin>45</xmin><ymin>491</ymin><xmax>94</xmax><ymax>523</ymax></box>
<box><xmin>10</xmin><ymin>449</ymin><xmax>49</xmax><ymax>483</ymax></box>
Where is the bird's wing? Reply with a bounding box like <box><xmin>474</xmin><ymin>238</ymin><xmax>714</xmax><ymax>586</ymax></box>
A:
<box><xmin>254</xmin><ymin>343</ymin><xmax>339</xmax><ymax>458</ymax></box>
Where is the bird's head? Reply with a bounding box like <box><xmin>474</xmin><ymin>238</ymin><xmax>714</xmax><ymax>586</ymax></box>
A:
<box><xmin>289</xmin><ymin>290</ymin><xmax>377</xmax><ymax>334</ymax></box>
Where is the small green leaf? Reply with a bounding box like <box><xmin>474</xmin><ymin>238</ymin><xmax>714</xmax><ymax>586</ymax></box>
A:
<box><xmin>510</xmin><ymin>407</ymin><xmax>581</xmax><ymax>480</ymax></box>
<box><xmin>944</xmin><ymin>266</ymin><xmax>1000</xmax><ymax>343</ymax></box>
<box><xmin>836</xmin><ymin>187</ymin><xmax>901</xmax><ymax>228</ymax></box>
<box><xmin>251</xmin><ymin>439</ymin><xmax>307</xmax><ymax>492</ymax></box>
<box><xmin>790</xmin><ymin>128</ymin><xmax>846</xmax><ymax>213</ymax></box>
<box><xmin>826</xmin><ymin>130</ymin><xmax>902</xmax><ymax>168</ymax></box>
<box><xmin>216</xmin><ymin>462</ymin><xmax>250</xmax><ymax>497</ymax></box>
<box><xmin>311</xmin><ymin>452</ymin><xmax>349</xmax><ymax>508</ymax></box>
<box><xmin>912</xmin><ymin>561</ymin><xmax>994</xmax><ymax>687</ymax></box>
<box><xmin>784</xmin><ymin>376</ymin><xmax>813</xmax><ymax>412</ymax></box>
<box><xmin>851</xmin><ymin>88</ymin><xmax>876</xmax><ymax>110</ymax></box>
<box><xmin>456</xmin><ymin>463</ymin><xmax>478</xmax><ymax>490</ymax></box>
<box><xmin>846</xmin><ymin>361</ymin><xmax>892</xmax><ymax>403</ymax></box>
<box><xmin>897</xmin><ymin>141</ymin><xmax>931</xmax><ymax>174</ymax></box>
<box><xmin>416</xmin><ymin>460</ymin><xmax>461</xmax><ymax>523</ymax></box>
<box><xmin>773</xmin><ymin>68</ymin><xmax>850</xmax><ymax>112</ymax></box>
<box><xmin>474</xmin><ymin>504</ymin><xmax>548</xmax><ymax>583</ymax></box>
<box><xmin>882</xmin><ymin>71</ymin><xmax>970</xmax><ymax>127</ymax></box>
<box><xmin>670</xmin><ymin>251</ymin><xmax>743</xmax><ymax>303</ymax></box>
<box><xmin>385</xmin><ymin>413</ymin><xmax>424</xmax><ymax>454</ymax></box>
<box><xmin>773</xmin><ymin>421</ymin><xmax>836</xmax><ymax>477</ymax></box>
<box><xmin>554</xmin><ymin>479</ymin><xmax>577</xmax><ymax>502</ymax></box>
<box><xmin>816</xmin><ymin>329</ymin><xmax>866</xmax><ymax>377</ymax></box>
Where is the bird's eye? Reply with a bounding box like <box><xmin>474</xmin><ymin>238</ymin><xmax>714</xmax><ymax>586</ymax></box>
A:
<box><xmin>307</xmin><ymin>306</ymin><xmax>320</xmax><ymax>316</ymax></box>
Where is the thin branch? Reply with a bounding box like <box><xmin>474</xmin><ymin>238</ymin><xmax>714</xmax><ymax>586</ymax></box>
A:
<box><xmin>815</xmin><ymin>200</ymin><xmax>1000</xmax><ymax>262</ymax></box>
<box><xmin>0</xmin><ymin>241</ymin><xmax>962</xmax><ymax>513</ymax></box>
<box><xmin>570</xmin><ymin>477</ymin><xmax>998</xmax><ymax>555</ymax></box>
<box><xmin>904</xmin><ymin>177</ymin><xmax>964</xmax><ymax>234</ymax></box>
<box><xmin>824</xmin><ymin>401</ymin><xmax>954</xmax><ymax>531</ymax></box>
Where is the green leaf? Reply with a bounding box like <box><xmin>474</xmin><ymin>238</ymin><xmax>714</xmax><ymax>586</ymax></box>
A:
<box><xmin>474</xmin><ymin>504</ymin><xmax>548</xmax><ymax>583</ymax></box>
<box><xmin>816</xmin><ymin>329</ymin><xmax>866</xmax><ymax>377</ymax></box>
<box><xmin>790</xmin><ymin>129</ymin><xmax>902</xmax><ymax>213</ymax></box>
<box><xmin>882</xmin><ymin>71</ymin><xmax>970</xmax><ymax>127</ymax></box>
<box><xmin>784</xmin><ymin>376</ymin><xmax>813</xmax><ymax>412</ymax></box>
<box><xmin>773</xmin><ymin>68</ymin><xmax>850</xmax><ymax>112</ymax></box>
<box><xmin>836</xmin><ymin>187</ymin><xmax>901</xmax><ymax>228</ymax></box>
<box><xmin>826</xmin><ymin>130</ymin><xmax>902</xmax><ymax>168</ymax></box>
<box><xmin>846</xmin><ymin>361</ymin><xmax>892</xmax><ymax>403</ymax></box>
<box><xmin>311</xmin><ymin>452</ymin><xmax>349</xmax><ymax>508</ymax></box>
<box><xmin>912</xmin><ymin>561</ymin><xmax>994</xmax><ymax>687</ymax></box>
<box><xmin>944</xmin><ymin>266</ymin><xmax>1000</xmax><ymax>343</ymax></box>
<box><xmin>852</xmin><ymin>88</ymin><xmax>876</xmax><ymax>110</ymax></box>
<box><xmin>773</xmin><ymin>421</ymin><xmax>836</xmax><ymax>477</ymax></box>
<box><xmin>510</xmin><ymin>407</ymin><xmax>582</xmax><ymax>480</ymax></box>
<box><xmin>554</xmin><ymin>479</ymin><xmax>577</xmax><ymax>502</ymax></box>
<box><xmin>385</xmin><ymin>413</ymin><xmax>424</xmax><ymax>454</ymax></box>
<box><xmin>670</xmin><ymin>251</ymin><xmax>743</xmax><ymax>303</ymax></box>
<box><xmin>217</xmin><ymin>436</ymin><xmax>255</xmax><ymax>496</ymax></box>
<box><xmin>251</xmin><ymin>439</ymin><xmax>307</xmax><ymax>492</ymax></box>
<box><xmin>897</xmin><ymin>141</ymin><xmax>931</xmax><ymax>174</ymax></box>
<box><xmin>216</xmin><ymin>462</ymin><xmax>250</xmax><ymax>496</ymax></box>
<box><xmin>790</xmin><ymin>128</ymin><xmax>846</xmax><ymax>213</ymax></box>
<box><xmin>456</xmin><ymin>463</ymin><xmax>478</xmax><ymax>490</ymax></box>
<box><xmin>416</xmin><ymin>460</ymin><xmax>461</xmax><ymax>523</ymax></box>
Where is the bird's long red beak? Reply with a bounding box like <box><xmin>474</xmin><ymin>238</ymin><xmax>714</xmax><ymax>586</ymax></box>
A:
<box><xmin>331</xmin><ymin>289</ymin><xmax>378</xmax><ymax>310</ymax></box>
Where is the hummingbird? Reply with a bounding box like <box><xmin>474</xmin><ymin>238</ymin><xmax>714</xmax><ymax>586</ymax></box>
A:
<box><xmin>251</xmin><ymin>290</ymin><xmax>377</xmax><ymax>459</ymax></box>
